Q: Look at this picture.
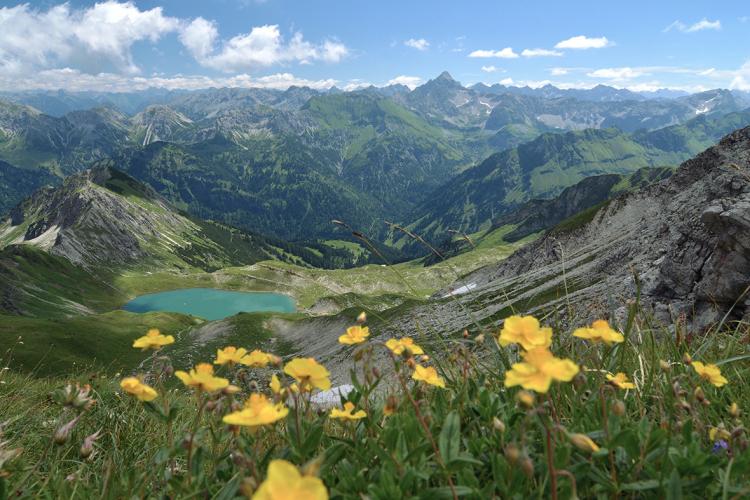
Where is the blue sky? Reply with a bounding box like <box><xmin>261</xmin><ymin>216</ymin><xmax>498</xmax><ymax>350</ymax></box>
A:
<box><xmin>0</xmin><ymin>0</ymin><xmax>748</xmax><ymax>92</ymax></box>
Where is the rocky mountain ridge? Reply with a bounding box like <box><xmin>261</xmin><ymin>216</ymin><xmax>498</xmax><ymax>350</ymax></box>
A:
<box><xmin>0</xmin><ymin>167</ymin><xmax>314</xmax><ymax>271</ymax></box>
<box><xmin>420</xmin><ymin>126</ymin><xmax>750</xmax><ymax>333</ymax></box>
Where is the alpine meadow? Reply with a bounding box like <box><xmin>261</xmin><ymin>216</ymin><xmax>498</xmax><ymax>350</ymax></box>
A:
<box><xmin>1</xmin><ymin>1</ymin><xmax>750</xmax><ymax>499</ymax></box>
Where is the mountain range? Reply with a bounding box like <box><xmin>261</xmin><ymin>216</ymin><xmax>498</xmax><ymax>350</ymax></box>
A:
<box><xmin>1</xmin><ymin>71</ymin><xmax>749</xmax><ymax>257</ymax></box>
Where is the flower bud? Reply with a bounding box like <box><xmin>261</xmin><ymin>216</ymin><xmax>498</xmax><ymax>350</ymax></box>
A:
<box><xmin>53</xmin><ymin>416</ymin><xmax>81</xmax><ymax>445</ymax></box>
<box><xmin>79</xmin><ymin>430</ymin><xmax>101</xmax><ymax>459</ymax></box>
<box><xmin>612</xmin><ymin>400</ymin><xmax>626</xmax><ymax>417</ymax></box>
<box><xmin>492</xmin><ymin>417</ymin><xmax>506</xmax><ymax>433</ymax></box>
<box><xmin>301</xmin><ymin>456</ymin><xmax>323</xmax><ymax>477</ymax></box>
<box><xmin>420</xmin><ymin>355</ymin><xmax>430</xmax><ymax>363</ymax></box>
<box><xmin>659</xmin><ymin>360</ymin><xmax>671</xmax><ymax>372</ymax></box>
<box><xmin>693</xmin><ymin>386</ymin><xmax>706</xmax><ymax>402</ymax></box>
<box><xmin>223</xmin><ymin>385</ymin><xmax>241</xmax><ymax>395</ymax></box>
<box><xmin>570</xmin><ymin>433</ymin><xmax>600</xmax><ymax>453</ymax></box>
<box><xmin>357</xmin><ymin>311</ymin><xmax>367</xmax><ymax>323</ymax></box>
<box><xmin>474</xmin><ymin>333</ymin><xmax>485</xmax><ymax>345</ymax></box>
<box><xmin>682</xmin><ymin>353</ymin><xmax>692</xmax><ymax>365</ymax></box>
<box><xmin>406</xmin><ymin>358</ymin><xmax>416</xmax><ymax>369</ymax></box>
<box><xmin>729</xmin><ymin>402</ymin><xmax>741</xmax><ymax>418</ymax></box>
<box><xmin>520</xmin><ymin>456</ymin><xmax>534</xmax><ymax>478</ymax></box>
<box><xmin>372</xmin><ymin>367</ymin><xmax>381</xmax><ymax>378</ymax></box>
<box><xmin>504</xmin><ymin>443</ymin><xmax>520</xmax><ymax>464</ymax></box>
<box><xmin>240</xmin><ymin>477</ymin><xmax>257</xmax><ymax>498</ymax></box>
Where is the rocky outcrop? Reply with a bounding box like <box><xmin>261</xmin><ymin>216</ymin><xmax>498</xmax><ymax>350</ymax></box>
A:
<box><xmin>491</xmin><ymin>167</ymin><xmax>674</xmax><ymax>242</ymax></box>
<box><xmin>440</xmin><ymin>126</ymin><xmax>750</xmax><ymax>331</ymax></box>
<box><xmin>1</xmin><ymin>167</ymin><xmax>187</xmax><ymax>267</ymax></box>
<box><xmin>0</xmin><ymin>166</ymin><xmax>305</xmax><ymax>272</ymax></box>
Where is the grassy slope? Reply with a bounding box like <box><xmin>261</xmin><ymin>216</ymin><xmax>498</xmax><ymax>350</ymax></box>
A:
<box><xmin>1</xmin><ymin>304</ymin><xmax>748</xmax><ymax>497</ymax></box>
<box><xmin>0</xmin><ymin>227</ymin><xmax>530</xmax><ymax>375</ymax></box>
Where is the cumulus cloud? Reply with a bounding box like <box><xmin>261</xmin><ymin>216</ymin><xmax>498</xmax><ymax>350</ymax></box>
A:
<box><xmin>481</xmin><ymin>65</ymin><xmax>499</xmax><ymax>73</ymax></box>
<box><xmin>550</xmin><ymin>67</ymin><xmax>569</xmax><ymax>76</ymax></box>
<box><xmin>387</xmin><ymin>75</ymin><xmax>423</xmax><ymax>89</ymax></box>
<box><xmin>555</xmin><ymin>35</ymin><xmax>611</xmax><ymax>49</ymax></box>
<box><xmin>664</xmin><ymin>19</ymin><xmax>721</xmax><ymax>33</ymax></box>
<box><xmin>521</xmin><ymin>48</ymin><xmax>563</xmax><ymax>57</ymax></box>
<box><xmin>0</xmin><ymin>1</ymin><xmax>349</xmax><ymax>83</ymax></box>
<box><xmin>468</xmin><ymin>48</ymin><xmax>519</xmax><ymax>59</ymax></box>
<box><xmin>182</xmin><ymin>22</ymin><xmax>348</xmax><ymax>72</ymax></box>
<box><xmin>404</xmin><ymin>38</ymin><xmax>429</xmax><ymax>51</ymax></box>
<box><xmin>0</xmin><ymin>1</ymin><xmax>180</xmax><ymax>75</ymax></box>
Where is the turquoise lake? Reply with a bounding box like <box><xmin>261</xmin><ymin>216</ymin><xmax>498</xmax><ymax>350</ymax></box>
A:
<box><xmin>123</xmin><ymin>288</ymin><xmax>295</xmax><ymax>320</ymax></box>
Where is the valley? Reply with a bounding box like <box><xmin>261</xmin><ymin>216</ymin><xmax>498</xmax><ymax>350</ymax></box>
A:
<box><xmin>1</xmin><ymin>74</ymin><xmax>749</xmax><ymax>380</ymax></box>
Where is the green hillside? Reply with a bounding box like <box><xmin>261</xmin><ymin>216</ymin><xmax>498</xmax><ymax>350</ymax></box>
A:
<box><xmin>400</xmin><ymin>110</ymin><xmax>750</xmax><ymax>249</ymax></box>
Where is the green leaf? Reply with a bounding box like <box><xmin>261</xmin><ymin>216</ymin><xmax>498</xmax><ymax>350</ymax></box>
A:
<box><xmin>621</xmin><ymin>480</ymin><xmax>660</xmax><ymax>491</ymax></box>
<box><xmin>666</xmin><ymin>469</ymin><xmax>683</xmax><ymax>500</ymax></box>
<box><xmin>422</xmin><ymin>486</ymin><xmax>475</xmax><ymax>498</ymax></box>
<box><xmin>212</xmin><ymin>473</ymin><xmax>241</xmax><ymax>500</ymax></box>
<box><xmin>439</xmin><ymin>411</ymin><xmax>461</xmax><ymax>464</ymax></box>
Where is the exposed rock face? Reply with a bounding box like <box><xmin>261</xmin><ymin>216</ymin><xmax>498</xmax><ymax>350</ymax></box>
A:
<box><xmin>446</xmin><ymin>126</ymin><xmax>750</xmax><ymax>330</ymax></box>
<box><xmin>1</xmin><ymin>167</ymin><xmax>187</xmax><ymax>267</ymax></box>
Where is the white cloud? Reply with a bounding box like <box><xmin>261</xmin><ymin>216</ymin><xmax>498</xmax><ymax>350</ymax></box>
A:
<box><xmin>468</xmin><ymin>47</ymin><xmax>519</xmax><ymax>59</ymax></box>
<box><xmin>587</xmin><ymin>67</ymin><xmax>646</xmax><ymax>80</ymax></box>
<box><xmin>183</xmin><ymin>23</ymin><xmax>348</xmax><ymax>72</ymax></box>
<box><xmin>555</xmin><ymin>35</ymin><xmax>611</xmax><ymax>49</ymax></box>
<box><xmin>740</xmin><ymin>16</ymin><xmax>749</xmax><ymax>23</ymax></box>
<box><xmin>499</xmin><ymin>78</ymin><xmax>514</xmax><ymax>85</ymax></box>
<box><xmin>521</xmin><ymin>48</ymin><xmax>563</xmax><ymax>57</ymax></box>
<box><xmin>387</xmin><ymin>75</ymin><xmax>423</xmax><ymax>89</ymax></box>
<box><xmin>0</xmin><ymin>2</ymin><xmax>349</xmax><ymax>81</ymax></box>
<box><xmin>550</xmin><ymin>67</ymin><xmax>569</xmax><ymax>76</ymax></box>
<box><xmin>0</xmin><ymin>68</ymin><xmax>340</xmax><ymax>92</ymax></box>
<box><xmin>0</xmin><ymin>1</ymin><xmax>180</xmax><ymax>75</ymax></box>
<box><xmin>404</xmin><ymin>38</ymin><xmax>429</xmax><ymax>51</ymax></box>
<box><xmin>481</xmin><ymin>65</ymin><xmax>499</xmax><ymax>73</ymax></box>
<box><xmin>664</xmin><ymin>18</ymin><xmax>721</xmax><ymax>33</ymax></box>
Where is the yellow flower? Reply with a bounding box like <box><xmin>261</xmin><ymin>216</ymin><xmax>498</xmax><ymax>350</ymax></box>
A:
<box><xmin>709</xmin><ymin>426</ymin><xmax>731</xmax><ymax>442</ymax></box>
<box><xmin>242</xmin><ymin>350</ymin><xmax>279</xmax><ymax>368</ymax></box>
<box><xmin>270</xmin><ymin>374</ymin><xmax>283</xmax><ymax>395</ymax></box>
<box><xmin>223</xmin><ymin>394</ymin><xmax>289</xmax><ymax>428</ymax></box>
<box><xmin>504</xmin><ymin>347</ymin><xmax>579</xmax><ymax>393</ymax></box>
<box><xmin>606</xmin><ymin>372</ymin><xmax>636</xmax><ymax>390</ymax></box>
<box><xmin>572</xmin><ymin>320</ymin><xmax>624</xmax><ymax>345</ymax></box>
<box><xmin>338</xmin><ymin>325</ymin><xmax>370</xmax><ymax>345</ymax></box>
<box><xmin>214</xmin><ymin>346</ymin><xmax>249</xmax><ymax>365</ymax></box>
<box><xmin>329</xmin><ymin>402</ymin><xmax>367</xmax><ymax>420</ymax></box>
<box><xmin>253</xmin><ymin>459</ymin><xmax>328</xmax><ymax>500</ymax></box>
<box><xmin>283</xmin><ymin>358</ymin><xmax>331</xmax><ymax>391</ymax></box>
<box><xmin>412</xmin><ymin>364</ymin><xmax>446</xmax><ymax>388</ymax></box>
<box><xmin>132</xmin><ymin>328</ymin><xmax>175</xmax><ymax>350</ymax></box>
<box><xmin>497</xmin><ymin>316</ymin><xmax>552</xmax><ymax>350</ymax></box>
<box><xmin>120</xmin><ymin>377</ymin><xmax>158</xmax><ymax>401</ymax></box>
<box><xmin>570</xmin><ymin>433</ymin><xmax>600</xmax><ymax>453</ymax></box>
<box><xmin>692</xmin><ymin>361</ymin><xmax>728</xmax><ymax>387</ymax></box>
<box><xmin>385</xmin><ymin>338</ymin><xmax>424</xmax><ymax>356</ymax></box>
<box><xmin>175</xmin><ymin>363</ymin><xmax>229</xmax><ymax>392</ymax></box>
